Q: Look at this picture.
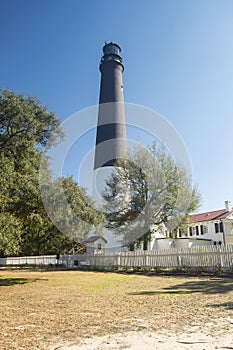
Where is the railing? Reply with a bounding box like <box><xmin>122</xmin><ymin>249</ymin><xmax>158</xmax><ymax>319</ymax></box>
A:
<box><xmin>1</xmin><ymin>245</ymin><xmax>233</xmax><ymax>270</ymax></box>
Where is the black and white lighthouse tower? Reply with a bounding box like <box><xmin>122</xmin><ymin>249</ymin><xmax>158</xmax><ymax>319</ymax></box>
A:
<box><xmin>94</xmin><ymin>42</ymin><xmax>127</xmax><ymax>169</ymax></box>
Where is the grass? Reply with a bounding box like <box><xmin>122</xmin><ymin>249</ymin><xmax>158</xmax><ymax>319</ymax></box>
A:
<box><xmin>1</xmin><ymin>269</ymin><xmax>233</xmax><ymax>349</ymax></box>
<box><xmin>0</xmin><ymin>274</ymin><xmax>42</xmax><ymax>286</ymax></box>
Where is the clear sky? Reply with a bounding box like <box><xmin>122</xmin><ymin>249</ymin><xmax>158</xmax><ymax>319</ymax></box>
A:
<box><xmin>1</xmin><ymin>0</ymin><xmax>233</xmax><ymax>213</ymax></box>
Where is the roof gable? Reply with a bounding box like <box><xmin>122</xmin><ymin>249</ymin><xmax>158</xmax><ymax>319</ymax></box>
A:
<box><xmin>84</xmin><ymin>235</ymin><xmax>107</xmax><ymax>244</ymax></box>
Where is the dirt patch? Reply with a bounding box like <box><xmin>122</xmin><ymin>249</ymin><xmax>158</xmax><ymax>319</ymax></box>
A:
<box><xmin>1</xmin><ymin>269</ymin><xmax>233</xmax><ymax>349</ymax></box>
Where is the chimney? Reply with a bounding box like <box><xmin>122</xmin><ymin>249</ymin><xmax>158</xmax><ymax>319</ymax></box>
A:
<box><xmin>225</xmin><ymin>200</ymin><xmax>232</xmax><ymax>212</ymax></box>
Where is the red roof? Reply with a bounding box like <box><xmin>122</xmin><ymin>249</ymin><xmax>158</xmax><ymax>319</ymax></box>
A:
<box><xmin>190</xmin><ymin>208</ymin><xmax>233</xmax><ymax>223</ymax></box>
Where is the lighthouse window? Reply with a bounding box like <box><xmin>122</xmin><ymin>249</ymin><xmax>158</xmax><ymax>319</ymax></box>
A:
<box><xmin>104</xmin><ymin>45</ymin><xmax>120</xmax><ymax>56</ymax></box>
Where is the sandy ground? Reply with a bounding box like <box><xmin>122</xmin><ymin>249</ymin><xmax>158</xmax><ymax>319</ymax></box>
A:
<box><xmin>56</xmin><ymin>331</ymin><xmax>233</xmax><ymax>350</ymax></box>
<box><xmin>54</xmin><ymin>317</ymin><xmax>233</xmax><ymax>350</ymax></box>
<box><xmin>54</xmin><ymin>328</ymin><xmax>233</xmax><ymax>350</ymax></box>
<box><xmin>2</xmin><ymin>270</ymin><xmax>233</xmax><ymax>350</ymax></box>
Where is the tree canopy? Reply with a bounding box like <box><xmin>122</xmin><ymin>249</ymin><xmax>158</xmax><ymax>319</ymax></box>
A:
<box><xmin>0</xmin><ymin>89</ymin><xmax>104</xmax><ymax>257</ymax></box>
<box><xmin>102</xmin><ymin>143</ymin><xmax>201</xmax><ymax>250</ymax></box>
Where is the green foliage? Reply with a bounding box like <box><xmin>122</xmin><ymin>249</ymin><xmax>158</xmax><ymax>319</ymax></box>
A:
<box><xmin>41</xmin><ymin>175</ymin><xmax>105</xmax><ymax>248</ymax></box>
<box><xmin>0</xmin><ymin>89</ymin><xmax>63</xmax><ymax>154</ymax></box>
<box><xmin>0</xmin><ymin>213</ymin><xmax>22</xmax><ymax>256</ymax></box>
<box><xmin>102</xmin><ymin>143</ymin><xmax>201</xmax><ymax>250</ymax></box>
<box><xmin>0</xmin><ymin>89</ymin><xmax>64</xmax><ymax>256</ymax></box>
<box><xmin>0</xmin><ymin>88</ymin><xmax>104</xmax><ymax>257</ymax></box>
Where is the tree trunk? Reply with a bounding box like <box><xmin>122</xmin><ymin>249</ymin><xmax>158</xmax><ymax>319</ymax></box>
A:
<box><xmin>129</xmin><ymin>243</ymin><xmax>135</xmax><ymax>251</ymax></box>
<box><xmin>143</xmin><ymin>236</ymin><xmax>148</xmax><ymax>251</ymax></box>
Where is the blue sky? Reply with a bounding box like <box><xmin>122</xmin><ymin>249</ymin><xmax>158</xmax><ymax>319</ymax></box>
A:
<box><xmin>1</xmin><ymin>0</ymin><xmax>233</xmax><ymax>213</ymax></box>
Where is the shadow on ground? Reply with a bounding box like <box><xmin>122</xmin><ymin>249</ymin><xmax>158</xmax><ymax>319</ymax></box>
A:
<box><xmin>207</xmin><ymin>302</ymin><xmax>233</xmax><ymax>311</ymax></box>
<box><xmin>0</xmin><ymin>277</ymin><xmax>46</xmax><ymax>286</ymax></box>
<box><xmin>129</xmin><ymin>277</ymin><xmax>233</xmax><ymax>296</ymax></box>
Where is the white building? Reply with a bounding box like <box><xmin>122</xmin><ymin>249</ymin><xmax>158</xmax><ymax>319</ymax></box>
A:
<box><xmin>84</xmin><ymin>235</ymin><xmax>107</xmax><ymax>255</ymax></box>
<box><xmin>187</xmin><ymin>200</ymin><xmax>233</xmax><ymax>245</ymax></box>
<box><xmin>150</xmin><ymin>200</ymin><xmax>233</xmax><ymax>250</ymax></box>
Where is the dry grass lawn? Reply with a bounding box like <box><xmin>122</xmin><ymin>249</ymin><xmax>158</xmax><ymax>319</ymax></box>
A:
<box><xmin>1</xmin><ymin>268</ymin><xmax>233</xmax><ymax>349</ymax></box>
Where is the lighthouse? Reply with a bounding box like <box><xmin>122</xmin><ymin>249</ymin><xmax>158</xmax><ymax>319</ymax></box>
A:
<box><xmin>94</xmin><ymin>42</ymin><xmax>127</xmax><ymax>169</ymax></box>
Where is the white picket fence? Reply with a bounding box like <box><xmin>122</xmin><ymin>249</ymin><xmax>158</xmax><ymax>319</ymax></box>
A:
<box><xmin>1</xmin><ymin>245</ymin><xmax>233</xmax><ymax>270</ymax></box>
<box><xmin>70</xmin><ymin>245</ymin><xmax>233</xmax><ymax>270</ymax></box>
<box><xmin>0</xmin><ymin>255</ymin><xmax>57</xmax><ymax>266</ymax></box>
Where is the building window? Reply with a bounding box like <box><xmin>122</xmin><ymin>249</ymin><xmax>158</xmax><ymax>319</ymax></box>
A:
<box><xmin>214</xmin><ymin>241</ymin><xmax>222</xmax><ymax>246</ymax></box>
<box><xmin>178</xmin><ymin>229</ymin><xmax>182</xmax><ymax>237</ymax></box>
<box><xmin>200</xmin><ymin>225</ymin><xmax>208</xmax><ymax>234</ymax></box>
<box><xmin>196</xmin><ymin>226</ymin><xmax>199</xmax><ymax>235</ymax></box>
<box><xmin>215</xmin><ymin>222</ymin><xmax>223</xmax><ymax>233</ymax></box>
<box><xmin>189</xmin><ymin>226</ymin><xmax>195</xmax><ymax>236</ymax></box>
<box><xmin>97</xmin><ymin>243</ymin><xmax>102</xmax><ymax>250</ymax></box>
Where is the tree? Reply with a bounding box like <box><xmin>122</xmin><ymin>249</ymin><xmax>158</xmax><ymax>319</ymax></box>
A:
<box><xmin>0</xmin><ymin>89</ymin><xmax>64</xmax><ymax>256</ymax></box>
<box><xmin>102</xmin><ymin>143</ymin><xmax>201</xmax><ymax>250</ymax></box>
<box><xmin>40</xmin><ymin>175</ymin><xmax>105</xmax><ymax>252</ymax></box>
<box><xmin>0</xmin><ymin>213</ymin><xmax>22</xmax><ymax>257</ymax></box>
<box><xmin>0</xmin><ymin>89</ymin><xmax>62</xmax><ymax>155</ymax></box>
<box><xmin>0</xmin><ymin>89</ymin><xmax>104</xmax><ymax>256</ymax></box>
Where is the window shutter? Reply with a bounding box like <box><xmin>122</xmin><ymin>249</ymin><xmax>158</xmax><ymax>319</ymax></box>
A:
<box><xmin>220</xmin><ymin>222</ymin><xmax>224</xmax><ymax>233</ymax></box>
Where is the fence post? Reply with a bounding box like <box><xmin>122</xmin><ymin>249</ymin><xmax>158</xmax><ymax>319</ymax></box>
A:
<box><xmin>219</xmin><ymin>246</ymin><xmax>223</xmax><ymax>268</ymax></box>
<box><xmin>145</xmin><ymin>251</ymin><xmax>148</xmax><ymax>267</ymax></box>
<box><xmin>177</xmin><ymin>250</ymin><xmax>182</xmax><ymax>267</ymax></box>
<box><xmin>117</xmin><ymin>253</ymin><xmax>121</xmax><ymax>268</ymax></box>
